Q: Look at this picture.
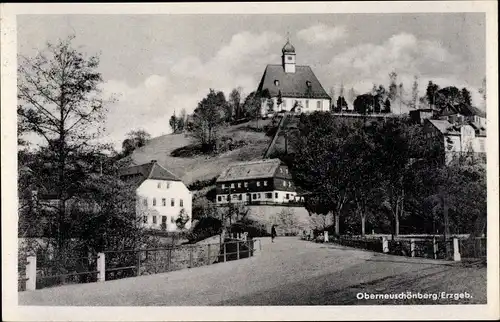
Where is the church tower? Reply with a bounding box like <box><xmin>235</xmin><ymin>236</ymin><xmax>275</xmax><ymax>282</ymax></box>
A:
<box><xmin>281</xmin><ymin>39</ymin><xmax>296</xmax><ymax>73</ymax></box>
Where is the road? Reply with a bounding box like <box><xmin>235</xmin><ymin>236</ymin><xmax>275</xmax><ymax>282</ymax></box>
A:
<box><xmin>19</xmin><ymin>237</ymin><xmax>486</xmax><ymax>306</ymax></box>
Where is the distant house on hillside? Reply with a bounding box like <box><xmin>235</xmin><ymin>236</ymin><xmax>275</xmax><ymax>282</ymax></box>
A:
<box><xmin>256</xmin><ymin>39</ymin><xmax>331</xmax><ymax>117</ymax></box>
<box><xmin>423</xmin><ymin>119</ymin><xmax>486</xmax><ymax>164</ymax></box>
<box><xmin>118</xmin><ymin>160</ymin><xmax>192</xmax><ymax>232</ymax></box>
<box><xmin>215</xmin><ymin>159</ymin><xmax>303</xmax><ymax>205</ymax></box>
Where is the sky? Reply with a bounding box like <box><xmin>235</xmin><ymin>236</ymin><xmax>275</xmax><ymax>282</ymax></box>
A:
<box><xmin>17</xmin><ymin>13</ymin><xmax>486</xmax><ymax>149</ymax></box>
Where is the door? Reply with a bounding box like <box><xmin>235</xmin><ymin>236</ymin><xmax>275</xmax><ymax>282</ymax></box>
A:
<box><xmin>161</xmin><ymin>216</ymin><xmax>167</xmax><ymax>230</ymax></box>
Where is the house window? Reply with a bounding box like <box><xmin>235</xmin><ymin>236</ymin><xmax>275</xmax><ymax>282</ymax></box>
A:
<box><xmin>167</xmin><ymin>182</ymin><xmax>170</xmax><ymax>189</ymax></box>
<box><xmin>285</xmin><ymin>169</ymin><xmax>288</xmax><ymax>174</ymax></box>
<box><xmin>264</xmin><ymin>181</ymin><xmax>267</xmax><ymax>186</ymax></box>
<box><xmin>152</xmin><ymin>216</ymin><xmax>157</xmax><ymax>224</ymax></box>
<box><xmin>143</xmin><ymin>198</ymin><xmax>148</xmax><ymax>207</ymax></box>
<box><xmin>222</xmin><ymin>184</ymin><xmax>225</xmax><ymax>189</ymax></box>
<box><xmin>180</xmin><ymin>199</ymin><xmax>183</xmax><ymax>207</ymax></box>
<box><xmin>306</xmin><ymin>100</ymin><xmax>309</xmax><ymax>108</ymax></box>
<box><xmin>162</xmin><ymin>198</ymin><xmax>166</xmax><ymax>206</ymax></box>
<box><xmin>288</xmin><ymin>182</ymin><xmax>292</xmax><ymax>187</ymax></box>
<box><xmin>171</xmin><ymin>217</ymin><xmax>175</xmax><ymax>224</ymax></box>
<box><xmin>157</xmin><ymin>182</ymin><xmax>161</xmax><ymax>189</ymax></box>
<box><xmin>317</xmin><ymin>101</ymin><xmax>321</xmax><ymax>109</ymax></box>
<box><xmin>283</xmin><ymin>100</ymin><xmax>287</xmax><ymax>108</ymax></box>
<box><xmin>253</xmin><ymin>193</ymin><xmax>257</xmax><ymax>199</ymax></box>
<box><xmin>153</xmin><ymin>198</ymin><xmax>157</xmax><ymax>206</ymax></box>
<box><xmin>171</xmin><ymin>198</ymin><xmax>175</xmax><ymax>207</ymax></box>
<box><xmin>283</xmin><ymin>181</ymin><xmax>286</xmax><ymax>187</ymax></box>
<box><xmin>244</xmin><ymin>182</ymin><xmax>248</xmax><ymax>188</ymax></box>
<box><xmin>239</xmin><ymin>194</ymin><xmax>242</xmax><ymax>200</ymax></box>
<box><xmin>218</xmin><ymin>196</ymin><xmax>222</xmax><ymax>202</ymax></box>
<box><xmin>238</xmin><ymin>182</ymin><xmax>241</xmax><ymax>188</ymax></box>
<box><xmin>143</xmin><ymin>216</ymin><xmax>148</xmax><ymax>224</ymax></box>
<box><xmin>258</xmin><ymin>193</ymin><xmax>261</xmax><ymax>199</ymax></box>
<box><xmin>275</xmin><ymin>192</ymin><xmax>278</xmax><ymax>198</ymax></box>
<box><xmin>227</xmin><ymin>195</ymin><xmax>230</xmax><ymax>200</ymax></box>
<box><xmin>286</xmin><ymin>194</ymin><xmax>289</xmax><ymax>199</ymax></box>
<box><xmin>280</xmin><ymin>168</ymin><xmax>283</xmax><ymax>173</ymax></box>
<box><xmin>257</xmin><ymin>181</ymin><xmax>260</xmax><ymax>187</ymax></box>
<box><xmin>231</xmin><ymin>183</ymin><xmax>235</xmax><ymax>189</ymax></box>
<box><xmin>265</xmin><ymin>192</ymin><xmax>272</xmax><ymax>199</ymax></box>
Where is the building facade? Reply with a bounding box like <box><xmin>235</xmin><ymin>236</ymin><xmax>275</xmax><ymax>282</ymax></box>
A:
<box><xmin>215</xmin><ymin>159</ymin><xmax>302</xmax><ymax>205</ymax></box>
<box><xmin>119</xmin><ymin>160</ymin><xmax>192</xmax><ymax>231</ymax></box>
<box><xmin>424</xmin><ymin>119</ymin><xmax>486</xmax><ymax>163</ymax></box>
<box><xmin>256</xmin><ymin>39</ymin><xmax>331</xmax><ymax>117</ymax></box>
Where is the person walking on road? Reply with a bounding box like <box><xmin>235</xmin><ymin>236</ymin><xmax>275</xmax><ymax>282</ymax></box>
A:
<box><xmin>271</xmin><ymin>225</ymin><xmax>277</xmax><ymax>243</ymax></box>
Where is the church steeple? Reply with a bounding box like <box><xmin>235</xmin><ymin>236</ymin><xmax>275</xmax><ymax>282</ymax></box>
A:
<box><xmin>282</xmin><ymin>37</ymin><xmax>296</xmax><ymax>73</ymax></box>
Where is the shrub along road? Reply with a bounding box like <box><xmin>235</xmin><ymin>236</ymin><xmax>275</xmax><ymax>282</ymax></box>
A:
<box><xmin>19</xmin><ymin>237</ymin><xmax>486</xmax><ymax>306</ymax></box>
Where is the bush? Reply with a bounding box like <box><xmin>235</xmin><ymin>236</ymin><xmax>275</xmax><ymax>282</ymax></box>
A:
<box><xmin>229</xmin><ymin>218</ymin><xmax>269</xmax><ymax>238</ymax></box>
<box><xmin>186</xmin><ymin>216</ymin><xmax>222</xmax><ymax>243</ymax></box>
<box><xmin>187</xmin><ymin>177</ymin><xmax>217</xmax><ymax>191</ymax></box>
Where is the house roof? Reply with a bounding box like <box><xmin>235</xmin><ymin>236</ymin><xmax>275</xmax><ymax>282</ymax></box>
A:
<box><xmin>257</xmin><ymin>64</ymin><xmax>331</xmax><ymax>100</ymax></box>
<box><xmin>427</xmin><ymin>119</ymin><xmax>486</xmax><ymax>137</ymax></box>
<box><xmin>216</xmin><ymin>158</ymin><xmax>283</xmax><ymax>182</ymax></box>
<box><xmin>440</xmin><ymin>104</ymin><xmax>486</xmax><ymax>118</ymax></box>
<box><xmin>118</xmin><ymin>161</ymin><xmax>181</xmax><ymax>186</ymax></box>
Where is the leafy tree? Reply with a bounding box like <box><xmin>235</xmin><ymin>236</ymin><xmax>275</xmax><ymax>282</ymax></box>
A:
<box><xmin>383</xmin><ymin>98</ymin><xmax>391</xmax><ymax>113</ymax></box>
<box><xmin>229</xmin><ymin>87</ymin><xmax>242</xmax><ymax>120</ymax></box>
<box><xmin>426</xmin><ymin>81</ymin><xmax>440</xmax><ymax>107</ymax></box>
<box><xmin>169</xmin><ymin>114</ymin><xmax>178</xmax><ymax>133</ymax></box>
<box><xmin>353</xmin><ymin>94</ymin><xmax>378</xmax><ymax>114</ymax></box>
<box><xmin>122</xmin><ymin>129</ymin><xmax>151</xmax><ymax>156</ymax></box>
<box><xmin>289</xmin><ymin>112</ymin><xmax>357</xmax><ymax>235</ymax></box>
<box><xmin>17</xmin><ymin>36</ymin><xmax>111</xmax><ymax>258</ymax></box>
<box><xmin>461</xmin><ymin>87</ymin><xmax>472</xmax><ymax>107</ymax></box>
<box><xmin>336</xmin><ymin>96</ymin><xmax>348</xmax><ymax>112</ymax></box>
<box><xmin>191</xmin><ymin>89</ymin><xmax>227</xmax><ymax>152</ymax></box>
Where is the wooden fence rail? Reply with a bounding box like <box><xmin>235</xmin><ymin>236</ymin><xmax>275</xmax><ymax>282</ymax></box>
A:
<box><xmin>19</xmin><ymin>239</ymin><xmax>261</xmax><ymax>292</ymax></box>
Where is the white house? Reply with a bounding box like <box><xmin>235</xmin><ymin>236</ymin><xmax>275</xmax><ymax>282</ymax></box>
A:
<box><xmin>119</xmin><ymin>160</ymin><xmax>192</xmax><ymax>232</ymax></box>
<box><xmin>424</xmin><ymin>119</ymin><xmax>486</xmax><ymax>164</ymax></box>
<box><xmin>256</xmin><ymin>39</ymin><xmax>331</xmax><ymax>116</ymax></box>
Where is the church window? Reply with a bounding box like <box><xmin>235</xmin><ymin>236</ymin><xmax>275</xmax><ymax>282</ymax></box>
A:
<box><xmin>287</xmin><ymin>56</ymin><xmax>293</xmax><ymax>61</ymax></box>
<box><xmin>274</xmin><ymin>80</ymin><xmax>280</xmax><ymax>86</ymax></box>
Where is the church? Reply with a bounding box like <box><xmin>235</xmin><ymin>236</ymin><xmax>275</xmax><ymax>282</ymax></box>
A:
<box><xmin>256</xmin><ymin>39</ymin><xmax>331</xmax><ymax>116</ymax></box>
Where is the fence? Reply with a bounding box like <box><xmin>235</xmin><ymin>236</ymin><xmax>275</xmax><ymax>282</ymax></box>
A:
<box><xmin>327</xmin><ymin>235</ymin><xmax>482</xmax><ymax>261</ymax></box>
<box><xmin>19</xmin><ymin>239</ymin><xmax>261</xmax><ymax>291</ymax></box>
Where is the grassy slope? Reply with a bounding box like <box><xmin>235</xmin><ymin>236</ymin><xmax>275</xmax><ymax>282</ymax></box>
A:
<box><xmin>127</xmin><ymin>120</ymin><xmax>272</xmax><ymax>185</ymax></box>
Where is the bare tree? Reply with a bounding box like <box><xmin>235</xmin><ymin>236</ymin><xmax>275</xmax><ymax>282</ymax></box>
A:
<box><xmin>17</xmin><ymin>35</ymin><xmax>112</xmax><ymax>257</ymax></box>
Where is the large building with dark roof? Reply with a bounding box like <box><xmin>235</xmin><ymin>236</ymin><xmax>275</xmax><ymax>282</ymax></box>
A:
<box><xmin>215</xmin><ymin>158</ymin><xmax>303</xmax><ymax>205</ymax></box>
<box><xmin>119</xmin><ymin>160</ymin><xmax>192</xmax><ymax>232</ymax></box>
<box><xmin>256</xmin><ymin>39</ymin><xmax>331</xmax><ymax>116</ymax></box>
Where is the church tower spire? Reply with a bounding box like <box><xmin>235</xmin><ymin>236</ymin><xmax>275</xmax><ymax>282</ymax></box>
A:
<box><xmin>281</xmin><ymin>36</ymin><xmax>296</xmax><ymax>73</ymax></box>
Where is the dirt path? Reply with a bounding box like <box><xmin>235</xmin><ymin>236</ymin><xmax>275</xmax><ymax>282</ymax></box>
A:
<box><xmin>19</xmin><ymin>237</ymin><xmax>486</xmax><ymax>306</ymax></box>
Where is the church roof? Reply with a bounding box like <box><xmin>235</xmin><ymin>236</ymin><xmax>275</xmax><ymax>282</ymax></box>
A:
<box><xmin>118</xmin><ymin>161</ymin><xmax>181</xmax><ymax>186</ymax></box>
<box><xmin>257</xmin><ymin>64</ymin><xmax>331</xmax><ymax>100</ymax></box>
<box><xmin>216</xmin><ymin>159</ymin><xmax>283</xmax><ymax>182</ymax></box>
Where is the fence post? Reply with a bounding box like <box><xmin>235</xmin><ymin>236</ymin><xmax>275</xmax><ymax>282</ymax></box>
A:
<box><xmin>207</xmin><ymin>244</ymin><xmax>211</xmax><ymax>265</ymax></box>
<box><xmin>433</xmin><ymin>237</ymin><xmax>438</xmax><ymax>259</ymax></box>
<box><xmin>381</xmin><ymin>237</ymin><xmax>389</xmax><ymax>253</ymax></box>
<box><xmin>223</xmin><ymin>242</ymin><xmax>227</xmax><ymax>262</ymax></box>
<box><xmin>324</xmin><ymin>231</ymin><xmax>329</xmax><ymax>243</ymax></box>
<box><xmin>136</xmin><ymin>251</ymin><xmax>141</xmax><ymax>276</ymax></box>
<box><xmin>237</xmin><ymin>241</ymin><xmax>240</xmax><ymax>260</ymax></box>
<box><xmin>453</xmin><ymin>237</ymin><xmax>461</xmax><ymax>261</ymax></box>
<box><xmin>97</xmin><ymin>252</ymin><xmax>105</xmax><ymax>282</ymax></box>
<box><xmin>410</xmin><ymin>239</ymin><xmax>415</xmax><ymax>257</ymax></box>
<box><xmin>189</xmin><ymin>246</ymin><xmax>193</xmax><ymax>268</ymax></box>
<box><xmin>26</xmin><ymin>255</ymin><xmax>37</xmax><ymax>291</ymax></box>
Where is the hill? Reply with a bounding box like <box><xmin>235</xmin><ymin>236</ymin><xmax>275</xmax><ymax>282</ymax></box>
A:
<box><xmin>121</xmin><ymin>120</ymin><xmax>272</xmax><ymax>185</ymax></box>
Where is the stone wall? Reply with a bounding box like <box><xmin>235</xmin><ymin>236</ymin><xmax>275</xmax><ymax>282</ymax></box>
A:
<box><xmin>245</xmin><ymin>205</ymin><xmax>312</xmax><ymax>235</ymax></box>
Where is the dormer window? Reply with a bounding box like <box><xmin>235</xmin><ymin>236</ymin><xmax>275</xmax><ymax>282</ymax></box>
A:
<box><xmin>306</xmin><ymin>81</ymin><xmax>311</xmax><ymax>87</ymax></box>
<box><xmin>274</xmin><ymin>80</ymin><xmax>280</xmax><ymax>86</ymax></box>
